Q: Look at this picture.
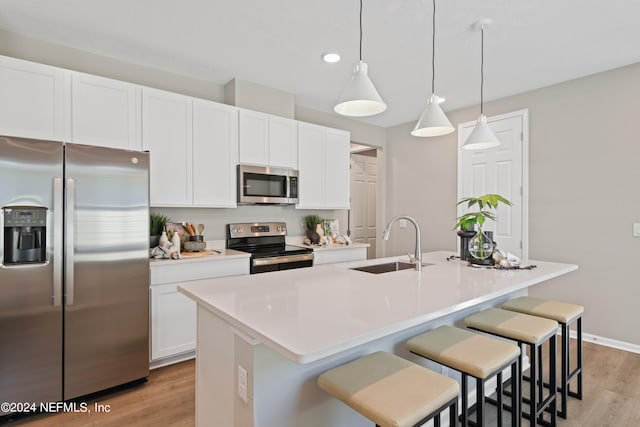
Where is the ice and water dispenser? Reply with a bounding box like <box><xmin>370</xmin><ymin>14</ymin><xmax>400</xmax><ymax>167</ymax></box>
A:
<box><xmin>2</xmin><ymin>206</ymin><xmax>47</xmax><ymax>265</ymax></box>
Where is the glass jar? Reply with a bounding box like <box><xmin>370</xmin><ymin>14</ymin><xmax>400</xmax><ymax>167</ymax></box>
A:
<box><xmin>468</xmin><ymin>228</ymin><xmax>494</xmax><ymax>260</ymax></box>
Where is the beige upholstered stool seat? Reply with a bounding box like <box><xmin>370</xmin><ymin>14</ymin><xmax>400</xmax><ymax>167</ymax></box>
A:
<box><xmin>502</xmin><ymin>296</ymin><xmax>584</xmax><ymax>419</ymax></box>
<box><xmin>407</xmin><ymin>326</ymin><xmax>521</xmax><ymax>427</ymax></box>
<box><xmin>465</xmin><ymin>308</ymin><xmax>560</xmax><ymax>426</ymax></box>
<box><xmin>464</xmin><ymin>308</ymin><xmax>558</xmax><ymax>344</ymax></box>
<box><xmin>502</xmin><ymin>297</ymin><xmax>583</xmax><ymax>324</ymax></box>
<box><xmin>407</xmin><ymin>325</ymin><xmax>520</xmax><ymax>379</ymax></box>
<box><xmin>318</xmin><ymin>351</ymin><xmax>459</xmax><ymax>427</ymax></box>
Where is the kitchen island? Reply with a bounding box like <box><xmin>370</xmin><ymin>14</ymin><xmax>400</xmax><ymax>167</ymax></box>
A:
<box><xmin>179</xmin><ymin>251</ymin><xmax>577</xmax><ymax>427</ymax></box>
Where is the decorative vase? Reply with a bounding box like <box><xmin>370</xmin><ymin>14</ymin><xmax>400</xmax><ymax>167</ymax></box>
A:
<box><xmin>149</xmin><ymin>235</ymin><xmax>160</xmax><ymax>248</ymax></box>
<box><xmin>158</xmin><ymin>231</ymin><xmax>169</xmax><ymax>248</ymax></box>
<box><xmin>306</xmin><ymin>228</ymin><xmax>320</xmax><ymax>245</ymax></box>
<box><xmin>457</xmin><ymin>228</ymin><xmax>476</xmax><ymax>261</ymax></box>
<box><xmin>468</xmin><ymin>228</ymin><xmax>494</xmax><ymax>262</ymax></box>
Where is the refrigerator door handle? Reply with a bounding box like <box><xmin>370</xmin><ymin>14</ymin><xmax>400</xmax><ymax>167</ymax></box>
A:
<box><xmin>65</xmin><ymin>178</ymin><xmax>75</xmax><ymax>306</ymax></box>
<box><xmin>53</xmin><ymin>177</ymin><xmax>64</xmax><ymax>307</ymax></box>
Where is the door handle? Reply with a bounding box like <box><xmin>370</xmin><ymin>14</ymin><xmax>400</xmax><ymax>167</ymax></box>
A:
<box><xmin>52</xmin><ymin>177</ymin><xmax>63</xmax><ymax>306</ymax></box>
<box><xmin>65</xmin><ymin>178</ymin><xmax>75</xmax><ymax>306</ymax></box>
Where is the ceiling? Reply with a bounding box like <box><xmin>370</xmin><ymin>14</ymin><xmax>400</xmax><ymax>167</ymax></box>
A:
<box><xmin>1</xmin><ymin>0</ymin><xmax>639</xmax><ymax>128</ymax></box>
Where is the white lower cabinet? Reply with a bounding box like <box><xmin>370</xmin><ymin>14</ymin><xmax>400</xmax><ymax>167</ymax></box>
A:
<box><xmin>149</xmin><ymin>257</ymin><xmax>249</xmax><ymax>367</ymax></box>
<box><xmin>150</xmin><ymin>283</ymin><xmax>196</xmax><ymax>362</ymax></box>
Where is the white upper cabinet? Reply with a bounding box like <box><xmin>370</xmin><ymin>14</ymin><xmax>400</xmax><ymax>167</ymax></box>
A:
<box><xmin>193</xmin><ymin>99</ymin><xmax>239</xmax><ymax>207</ymax></box>
<box><xmin>142</xmin><ymin>89</ymin><xmax>239</xmax><ymax>208</ymax></box>
<box><xmin>71</xmin><ymin>72</ymin><xmax>141</xmax><ymax>150</ymax></box>
<box><xmin>268</xmin><ymin>115</ymin><xmax>298</xmax><ymax>168</ymax></box>
<box><xmin>0</xmin><ymin>55</ymin><xmax>69</xmax><ymax>140</ymax></box>
<box><xmin>238</xmin><ymin>110</ymin><xmax>298</xmax><ymax>169</ymax></box>
<box><xmin>238</xmin><ymin>110</ymin><xmax>268</xmax><ymax>165</ymax></box>
<box><xmin>142</xmin><ymin>88</ymin><xmax>193</xmax><ymax>206</ymax></box>
<box><xmin>324</xmin><ymin>128</ymin><xmax>350</xmax><ymax>209</ymax></box>
<box><xmin>297</xmin><ymin>122</ymin><xmax>350</xmax><ymax>210</ymax></box>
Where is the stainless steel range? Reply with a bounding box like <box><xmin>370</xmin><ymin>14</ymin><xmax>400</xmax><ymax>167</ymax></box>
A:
<box><xmin>226</xmin><ymin>222</ymin><xmax>314</xmax><ymax>274</ymax></box>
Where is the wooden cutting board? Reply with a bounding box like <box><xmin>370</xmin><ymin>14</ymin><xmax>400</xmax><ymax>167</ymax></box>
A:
<box><xmin>181</xmin><ymin>249</ymin><xmax>216</xmax><ymax>257</ymax></box>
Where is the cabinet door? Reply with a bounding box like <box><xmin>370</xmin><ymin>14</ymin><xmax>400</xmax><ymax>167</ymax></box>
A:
<box><xmin>193</xmin><ymin>100</ymin><xmax>238</xmax><ymax>207</ymax></box>
<box><xmin>268</xmin><ymin>115</ymin><xmax>298</xmax><ymax>168</ymax></box>
<box><xmin>296</xmin><ymin>122</ymin><xmax>325</xmax><ymax>209</ymax></box>
<box><xmin>142</xmin><ymin>88</ymin><xmax>193</xmax><ymax>206</ymax></box>
<box><xmin>71</xmin><ymin>72</ymin><xmax>141</xmax><ymax>150</ymax></box>
<box><xmin>238</xmin><ymin>109</ymin><xmax>268</xmax><ymax>166</ymax></box>
<box><xmin>324</xmin><ymin>128</ymin><xmax>351</xmax><ymax>209</ymax></box>
<box><xmin>0</xmin><ymin>55</ymin><xmax>69</xmax><ymax>140</ymax></box>
<box><xmin>150</xmin><ymin>283</ymin><xmax>196</xmax><ymax>361</ymax></box>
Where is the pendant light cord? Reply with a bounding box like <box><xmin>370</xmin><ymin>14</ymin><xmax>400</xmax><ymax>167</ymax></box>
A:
<box><xmin>480</xmin><ymin>26</ymin><xmax>485</xmax><ymax>114</ymax></box>
<box><xmin>431</xmin><ymin>0</ymin><xmax>436</xmax><ymax>94</ymax></box>
<box><xmin>359</xmin><ymin>0</ymin><xmax>363</xmax><ymax>61</ymax></box>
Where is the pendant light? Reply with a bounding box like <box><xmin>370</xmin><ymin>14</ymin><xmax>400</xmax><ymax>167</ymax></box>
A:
<box><xmin>411</xmin><ymin>0</ymin><xmax>454</xmax><ymax>137</ymax></box>
<box><xmin>334</xmin><ymin>0</ymin><xmax>387</xmax><ymax>117</ymax></box>
<box><xmin>463</xmin><ymin>19</ymin><xmax>500</xmax><ymax>150</ymax></box>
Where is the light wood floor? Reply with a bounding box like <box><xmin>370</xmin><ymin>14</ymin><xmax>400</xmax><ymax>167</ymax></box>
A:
<box><xmin>3</xmin><ymin>341</ymin><xmax>639</xmax><ymax>426</ymax></box>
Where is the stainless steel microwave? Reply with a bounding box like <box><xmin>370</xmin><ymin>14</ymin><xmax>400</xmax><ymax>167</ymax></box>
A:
<box><xmin>237</xmin><ymin>164</ymin><xmax>299</xmax><ymax>205</ymax></box>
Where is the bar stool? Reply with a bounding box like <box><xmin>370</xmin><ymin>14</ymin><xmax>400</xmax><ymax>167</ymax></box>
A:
<box><xmin>464</xmin><ymin>308</ymin><xmax>558</xmax><ymax>427</ymax></box>
<box><xmin>317</xmin><ymin>351</ymin><xmax>459</xmax><ymax>427</ymax></box>
<box><xmin>502</xmin><ymin>296</ymin><xmax>583</xmax><ymax>419</ymax></box>
<box><xmin>406</xmin><ymin>325</ymin><xmax>522</xmax><ymax>427</ymax></box>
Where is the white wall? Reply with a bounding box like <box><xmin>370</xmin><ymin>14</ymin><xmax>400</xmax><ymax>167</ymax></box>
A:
<box><xmin>385</xmin><ymin>62</ymin><xmax>640</xmax><ymax>346</ymax></box>
<box><xmin>155</xmin><ymin>205</ymin><xmax>347</xmax><ymax>241</ymax></box>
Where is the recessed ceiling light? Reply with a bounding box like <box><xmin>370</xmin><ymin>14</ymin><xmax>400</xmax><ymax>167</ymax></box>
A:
<box><xmin>322</xmin><ymin>53</ymin><xmax>341</xmax><ymax>63</ymax></box>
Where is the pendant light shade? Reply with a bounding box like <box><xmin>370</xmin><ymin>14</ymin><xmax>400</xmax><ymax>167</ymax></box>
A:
<box><xmin>464</xmin><ymin>114</ymin><xmax>500</xmax><ymax>149</ymax></box>
<box><xmin>334</xmin><ymin>0</ymin><xmax>386</xmax><ymax>117</ymax></box>
<box><xmin>411</xmin><ymin>94</ymin><xmax>454</xmax><ymax>137</ymax></box>
<box><xmin>463</xmin><ymin>19</ymin><xmax>500</xmax><ymax>150</ymax></box>
<box><xmin>334</xmin><ymin>60</ymin><xmax>387</xmax><ymax>117</ymax></box>
<box><xmin>412</xmin><ymin>0</ymin><xmax>454</xmax><ymax>137</ymax></box>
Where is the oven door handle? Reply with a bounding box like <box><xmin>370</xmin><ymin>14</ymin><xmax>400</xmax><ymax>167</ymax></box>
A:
<box><xmin>252</xmin><ymin>253</ymin><xmax>314</xmax><ymax>267</ymax></box>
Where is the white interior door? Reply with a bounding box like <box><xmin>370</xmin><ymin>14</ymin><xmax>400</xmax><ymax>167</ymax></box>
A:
<box><xmin>350</xmin><ymin>152</ymin><xmax>377</xmax><ymax>259</ymax></box>
<box><xmin>458</xmin><ymin>110</ymin><xmax>529</xmax><ymax>259</ymax></box>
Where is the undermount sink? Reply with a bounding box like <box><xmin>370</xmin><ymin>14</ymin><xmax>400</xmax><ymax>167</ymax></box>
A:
<box><xmin>350</xmin><ymin>261</ymin><xmax>418</xmax><ymax>274</ymax></box>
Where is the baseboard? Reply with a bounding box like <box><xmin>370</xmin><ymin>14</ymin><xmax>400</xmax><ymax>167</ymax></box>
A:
<box><xmin>567</xmin><ymin>330</ymin><xmax>640</xmax><ymax>354</ymax></box>
<box><xmin>150</xmin><ymin>350</ymin><xmax>195</xmax><ymax>370</ymax></box>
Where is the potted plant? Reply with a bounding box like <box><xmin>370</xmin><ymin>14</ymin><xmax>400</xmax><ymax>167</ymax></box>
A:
<box><xmin>454</xmin><ymin>194</ymin><xmax>511</xmax><ymax>263</ymax></box>
<box><xmin>303</xmin><ymin>214</ymin><xmax>322</xmax><ymax>245</ymax></box>
<box><xmin>150</xmin><ymin>212</ymin><xmax>169</xmax><ymax>248</ymax></box>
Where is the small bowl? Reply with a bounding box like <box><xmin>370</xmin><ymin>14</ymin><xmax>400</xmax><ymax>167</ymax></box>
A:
<box><xmin>183</xmin><ymin>240</ymin><xmax>206</xmax><ymax>252</ymax></box>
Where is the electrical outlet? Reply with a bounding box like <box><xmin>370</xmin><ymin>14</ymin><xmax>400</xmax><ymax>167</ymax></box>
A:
<box><xmin>399</xmin><ymin>219</ymin><xmax>407</xmax><ymax>228</ymax></box>
<box><xmin>633</xmin><ymin>223</ymin><xmax>640</xmax><ymax>237</ymax></box>
<box><xmin>238</xmin><ymin>365</ymin><xmax>248</xmax><ymax>403</ymax></box>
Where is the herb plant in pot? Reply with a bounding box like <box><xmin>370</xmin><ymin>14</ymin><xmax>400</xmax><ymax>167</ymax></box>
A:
<box><xmin>149</xmin><ymin>213</ymin><xmax>169</xmax><ymax>248</ymax></box>
<box><xmin>455</xmin><ymin>194</ymin><xmax>511</xmax><ymax>264</ymax></box>
<box><xmin>303</xmin><ymin>214</ymin><xmax>322</xmax><ymax>245</ymax></box>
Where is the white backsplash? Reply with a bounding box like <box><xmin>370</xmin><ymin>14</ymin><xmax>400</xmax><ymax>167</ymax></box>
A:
<box><xmin>153</xmin><ymin>205</ymin><xmax>348</xmax><ymax>241</ymax></box>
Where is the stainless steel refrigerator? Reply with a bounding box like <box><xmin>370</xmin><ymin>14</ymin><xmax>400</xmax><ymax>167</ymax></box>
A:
<box><xmin>0</xmin><ymin>136</ymin><xmax>149</xmax><ymax>414</ymax></box>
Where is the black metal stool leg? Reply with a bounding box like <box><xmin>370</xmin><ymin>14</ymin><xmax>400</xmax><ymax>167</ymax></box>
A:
<box><xmin>497</xmin><ymin>372</ymin><xmax>503</xmax><ymax>427</ymax></box>
<box><xmin>462</xmin><ymin>373</ymin><xmax>469</xmax><ymax>427</ymax></box>
<box><xmin>559</xmin><ymin>322</ymin><xmax>569</xmax><ymax>418</ymax></box>
<box><xmin>529</xmin><ymin>344</ymin><xmax>537</xmax><ymax>427</ymax></box>
<box><xmin>511</xmin><ymin>356</ymin><xmax>521</xmax><ymax>427</ymax></box>
<box><xmin>576</xmin><ymin>317</ymin><xmax>583</xmax><ymax>400</ymax></box>
<box><xmin>451</xmin><ymin>400</ymin><xmax>459</xmax><ymax>427</ymax></box>
<box><xmin>476</xmin><ymin>378</ymin><xmax>484</xmax><ymax>426</ymax></box>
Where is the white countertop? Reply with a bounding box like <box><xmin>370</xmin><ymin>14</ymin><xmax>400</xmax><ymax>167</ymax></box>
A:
<box><xmin>303</xmin><ymin>242</ymin><xmax>369</xmax><ymax>251</ymax></box>
<box><xmin>178</xmin><ymin>251</ymin><xmax>577</xmax><ymax>364</ymax></box>
<box><xmin>150</xmin><ymin>248</ymin><xmax>250</xmax><ymax>266</ymax></box>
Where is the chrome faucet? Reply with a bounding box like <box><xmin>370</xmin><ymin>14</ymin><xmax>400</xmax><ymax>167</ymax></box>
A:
<box><xmin>383</xmin><ymin>215</ymin><xmax>423</xmax><ymax>271</ymax></box>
